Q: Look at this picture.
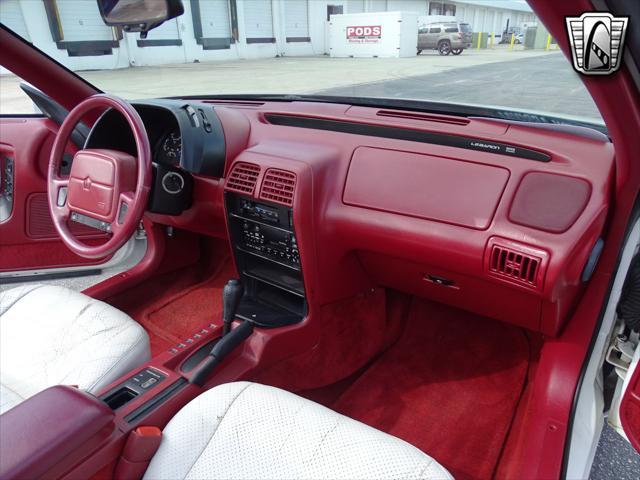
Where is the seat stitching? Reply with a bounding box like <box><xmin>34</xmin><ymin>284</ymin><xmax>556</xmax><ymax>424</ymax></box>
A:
<box><xmin>182</xmin><ymin>382</ymin><xmax>253</xmax><ymax>479</ymax></box>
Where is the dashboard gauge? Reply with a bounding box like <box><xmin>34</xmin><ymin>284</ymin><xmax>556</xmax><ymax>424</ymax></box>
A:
<box><xmin>159</xmin><ymin>130</ymin><xmax>182</xmax><ymax>164</ymax></box>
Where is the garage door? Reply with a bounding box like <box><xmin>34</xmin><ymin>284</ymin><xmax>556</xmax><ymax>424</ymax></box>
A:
<box><xmin>347</xmin><ymin>0</ymin><xmax>364</xmax><ymax>13</ymax></box>
<box><xmin>199</xmin><ymin>0</ymin><xmax>231</xmax><ymax>38</ymax></box>
<box><xmin>0</xmin><ymin>0</ymin><xmax>30</xmax><ymax>41</ymax></box>
<box><xmin>244</xmin><ymin>0</ymin><xmax>274</xmax><ymax>41</ymax></box>
<box><xmin>137</xmin><ymin>18</ymin><xmax>182</xmax><ymax>46</ymax></box>
<box><xmin>387</xmin><ymin>0</ymin><xmax>425</xmax><ymax>13</ymax></box>
<box><xmin>56</xmin><ymin>0</ymin><xmax>113</xmax><ymax>41</ymax></box>
<box><xmin>284</xmin><ymin>0</ymin><xmax>309</xmax><ymax>41</ymax></box>
<box><xmin>369</xmin><ymin>0</ymin><xmax>388</xmax><ymax>12</ymax></box>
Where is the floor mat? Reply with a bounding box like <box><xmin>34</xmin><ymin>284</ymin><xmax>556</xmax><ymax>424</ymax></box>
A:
<box><xmin>143</xmin><ymin>260</ymin><xmax>235</xmax><ymax>346</ymax></box>
<box><xmin>331</xmin><ymin>298</ymin><xmax>530</xmax><ymax>480</ymax></box>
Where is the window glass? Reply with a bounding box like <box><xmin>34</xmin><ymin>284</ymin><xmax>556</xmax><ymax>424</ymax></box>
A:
<box><xmin>0</xmin><ymin>1</ymin><xmax>604</xmax><ymax>125</ymax></box>
<box><xmin>0</xmin><ymin>69</ymin><xmax>41</xmax><ymax>115</ymax></box>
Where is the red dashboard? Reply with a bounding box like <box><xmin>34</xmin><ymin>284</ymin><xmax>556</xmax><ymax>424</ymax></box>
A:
<box><xmin>148</xmin><ymin>100</ymin><xmax>614</xmax><ymax>337</ymax></box>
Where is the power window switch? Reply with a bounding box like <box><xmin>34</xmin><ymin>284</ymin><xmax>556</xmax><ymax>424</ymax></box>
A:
<box><xmin>141</xmin><ymin>378</ymin><xmax>158</xmax><ymax>389</ymax></box>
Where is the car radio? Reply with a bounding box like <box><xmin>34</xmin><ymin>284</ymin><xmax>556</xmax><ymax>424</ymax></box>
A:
<box><xmin>225</xmin><ymin>192</ymin><xmax>306</xmax><ymax>327</ymax></box>
<box><xmin>240</xmin><ymin>220</ymin><xmax>300</xmax><ymax>267</ymax></box>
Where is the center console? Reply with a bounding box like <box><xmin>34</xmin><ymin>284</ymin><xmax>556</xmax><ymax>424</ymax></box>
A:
<box><xmin>225</xmin><ymin>193</ymin><xmax>307</xmax><ymax>327</ymax></box>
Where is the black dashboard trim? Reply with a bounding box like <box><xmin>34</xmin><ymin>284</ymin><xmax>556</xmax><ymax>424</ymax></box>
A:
<box><xmin>85</xmin><ymin>100</ymin><xmax>227</xmax><ymax>177</ymax></box>
<box><xmin>265</xmin><ymin>114</ymin><xmax>552</xmax><ymax>162</ymax></box>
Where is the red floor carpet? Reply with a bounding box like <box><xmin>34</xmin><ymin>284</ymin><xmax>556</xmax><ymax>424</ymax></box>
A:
<box><xmin>142</xmin><ymin>260</ymin><xmax>235</xmax><ymax>350</ymax></box>
<box><xmin>330</xmin><ymin>298</ymin><xmax>530</xmax><ymax>480</ymax></box>
<box><xmin>110</xmin><ymin>253</ymin><xmax>234</xmax><ymax>355</ymax></box>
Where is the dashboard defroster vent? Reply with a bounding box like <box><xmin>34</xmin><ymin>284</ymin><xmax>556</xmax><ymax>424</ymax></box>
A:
<box><xmin>260</xmin><ymin>169</ymin><xmax>296</xmax><ymax>206</ymax></box>
<box><xmin>376</xmin><ymin>110</ymin><xmax>470</xmax><ymax>126</ymax></box>
<box><xmin>486</xmin><ymin>239</ymin><xmax>548</xmax><ymax>290</ymax></box>
<box><xmin>226</xmin><ymin>162</ymin><xmax>260</xmax><ymax>195</ymax></box>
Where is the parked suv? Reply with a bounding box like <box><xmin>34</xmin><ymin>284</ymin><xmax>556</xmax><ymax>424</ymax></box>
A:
<box><xmin>418</xmin><ymin>22</ymin><xmax>473</xmax><ymax>55</ymax></box>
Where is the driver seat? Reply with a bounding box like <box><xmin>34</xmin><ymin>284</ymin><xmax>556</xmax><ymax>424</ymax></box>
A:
<box><xmin>0</xmin><ymin>284</ymin><xmax>150</xmax><ymax>414</ymax></box>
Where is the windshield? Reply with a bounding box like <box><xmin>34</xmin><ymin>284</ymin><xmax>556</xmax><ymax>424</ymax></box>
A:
<box><xmin>0</xmin><ymin>1</ymin><xmax>603</xmax><ymax>125</ymax></box>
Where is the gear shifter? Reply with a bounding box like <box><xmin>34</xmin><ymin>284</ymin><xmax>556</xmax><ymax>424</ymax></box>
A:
<box><xmin>222</xmin><ymin>279</ymin><xmax>244</xmax><ymax>336</ymax></box>
<box><xmin>190</xmin><ymin>279</ymin><xmax>252</xmax><ymax>387</ymax></box>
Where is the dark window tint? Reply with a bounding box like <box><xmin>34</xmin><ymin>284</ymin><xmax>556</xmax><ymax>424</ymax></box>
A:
<box><xmin>419</xmin><ymin>28</ymin><xmax>428</xmax><ymax>34</ymax></box>
<box><xmin>444</xmin><ymin>26</ymin><xmax>458</xmax><ymax>33</ymax></box>
<box><xmin>429</xmin><ymin>27</ymin><xmax>441</xmax><ymax>33</ymax></box>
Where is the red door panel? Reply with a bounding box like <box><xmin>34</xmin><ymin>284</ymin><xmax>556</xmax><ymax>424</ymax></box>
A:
<box><xmin>0</xmin><ymin>117</ymin><xmax>107</xmax><ymax>272</ymax></box>
<box><xmin>621</xmin><ymin>361</ymin><xmax>640</xmax><ymax>453</ymax></box>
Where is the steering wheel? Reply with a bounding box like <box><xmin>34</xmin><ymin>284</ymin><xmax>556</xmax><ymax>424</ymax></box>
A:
<box><xmin>48</xmin><ymin>94</ymin><xmax>152</xmax><ymax>259</ymax></box>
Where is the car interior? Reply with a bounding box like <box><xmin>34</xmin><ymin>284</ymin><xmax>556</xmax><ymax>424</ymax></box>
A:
<box><xmin>1</xmin><ymin>1</ymin><xmax>640</xmax><ymax>479</ymax></box>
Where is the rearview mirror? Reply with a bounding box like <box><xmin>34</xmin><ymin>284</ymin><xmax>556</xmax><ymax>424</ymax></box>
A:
<box><xmin>97</xmin><ymin>0</ymin><xmax>184</xmax><ymax>35</ymax></box>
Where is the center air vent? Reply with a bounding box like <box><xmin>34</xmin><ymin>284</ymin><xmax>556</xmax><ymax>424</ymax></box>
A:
<box><xmin>486</xmin><ymin>239</ymin><xmax>548</xmax><ymax>289</ymax></box>
<box><xmin>226</xmin><ymin>162</ymin><xmax>260</xmax><ymax>195</ymax></box>
<box><xmin>260</xmin><ymin>169</ymin><xmax>296</xmax><ymax>206</ymax></box>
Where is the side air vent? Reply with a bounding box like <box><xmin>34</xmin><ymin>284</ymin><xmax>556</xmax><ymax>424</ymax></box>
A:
<box><xmin>226</xmin><ymin>162</ymin><xmax>260</xmax><ymax>195</ymax></box>
<box><xmin>486</xmin><ymin>239</ymin><xmax>548</xmax><ymax>289</ymax></box>
<box><xmin>260</xmin><ymin>169</ymin><xmax>296</xmax><ymax>206</ymax></box>
<box><xmin>376</xmin><ymin>110</ymin><xmax>470</xmax><ymax>126</ymax></box>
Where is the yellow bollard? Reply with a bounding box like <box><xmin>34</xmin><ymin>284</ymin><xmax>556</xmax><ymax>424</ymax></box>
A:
<box><xmin>545</xmin><ymin>34</ymin><xmax>552</xmax><ymax>50</ymax></box>
<box><xmin>477</xmin><ymin>32</ymin><xmax>482</xmax><ymax>49</ymax></box>
<box><xmin>490</xmin><ymin>32</ymin><xmax>494</xmax><ymax>49</ymax></box>
<box><xmin>509</xmin><ymin>33</ymin><xmax>515</xmax><ymax>50</ymax></box>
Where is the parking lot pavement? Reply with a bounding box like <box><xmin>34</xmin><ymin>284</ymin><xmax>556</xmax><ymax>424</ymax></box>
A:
<box><xmin>590</xmin><ymin>424</ymin><xmax>640</xmax><ymax>480</ymax></box>
<box><xmin>319</xmin><ymin>51</ymin><xmax>602</xmax><ymax>123</ymax></box>
<box><xmin>1</xmin><ymin>47</ymin><xmax>556</xmax><ymax>114</ymax></box>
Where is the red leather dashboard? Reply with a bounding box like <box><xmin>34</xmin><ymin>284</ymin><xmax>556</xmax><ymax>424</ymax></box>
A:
<box><xmin>153</xmin><ymin>100</ymin><xmax>615</xmax><ymax>336</ymax></box>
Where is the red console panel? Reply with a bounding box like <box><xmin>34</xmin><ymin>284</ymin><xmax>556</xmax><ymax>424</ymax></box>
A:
<box><xmin>343</xmin><ymin>147</ymin><xmax>510</xmax><ymax>229</ymax></box>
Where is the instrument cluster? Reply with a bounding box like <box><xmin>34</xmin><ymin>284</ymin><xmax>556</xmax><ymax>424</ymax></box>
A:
<box><xmin>155</xmin><ymin>129</ymin><xmax>182</xmax><ymax>165</ymax></box>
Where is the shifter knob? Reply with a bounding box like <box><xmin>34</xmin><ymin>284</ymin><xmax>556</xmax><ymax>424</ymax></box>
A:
<box><xmin>222</xmin><ymin>279</ymin><xmax>244</xmax><ymax>335</ymax></box>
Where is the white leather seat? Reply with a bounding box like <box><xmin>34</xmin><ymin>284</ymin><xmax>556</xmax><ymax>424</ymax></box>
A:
<box><xmin>0</xmin><ymin>284</ymin><xmax>150</xmax><ymax>414</ymax></box>
<box><xmin>144</xmin><ymin>382</ymin><xmax>453</xmax><ymax>480</ymax></box>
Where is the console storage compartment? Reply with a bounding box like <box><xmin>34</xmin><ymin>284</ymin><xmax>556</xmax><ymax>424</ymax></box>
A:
<box><xmin>100</xmin><ymin>368</ymin><xmax>167</xmax><ymax>411</ymax></box>
<box><xmin>0</xmin><ymin>385</ymin><xmax>115</xmax><ymax>479</ymax></box>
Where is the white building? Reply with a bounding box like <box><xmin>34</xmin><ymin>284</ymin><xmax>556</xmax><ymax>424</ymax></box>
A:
<box><xmin>0</xmin><ymin>0</ymin><xmax>537</xmax><ymax>70</ymax></box>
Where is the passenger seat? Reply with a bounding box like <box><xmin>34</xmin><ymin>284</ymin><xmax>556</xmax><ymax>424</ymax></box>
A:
<box><xmin>144</xmin><ymin>382</ymin><xmax>453</xmax><ymax>479</ymax></box>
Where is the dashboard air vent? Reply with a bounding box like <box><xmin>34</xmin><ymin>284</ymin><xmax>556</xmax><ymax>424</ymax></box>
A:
<box><xmin>203</xmin><ymin>100</ymin><xmax>265</xmax><ymax>108</ymax></box>
<box><xmin>226</xmin><ymin>162</ymin><xmax>260</xmax><ymax>195</ymax></box>
<box><xmin>376</xmin><ymin>110</ymin><xmax>470</xmax><ymax>126</ymax></box>
<box><xmin>260</xmin><ymin>169</ymin><xmax>296</xmax><ymax>206</ymax></box>
<box><xmin>488</xmin><ymin>243</ymin><xmax>542</xmax><ymax>288</ymax></box>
